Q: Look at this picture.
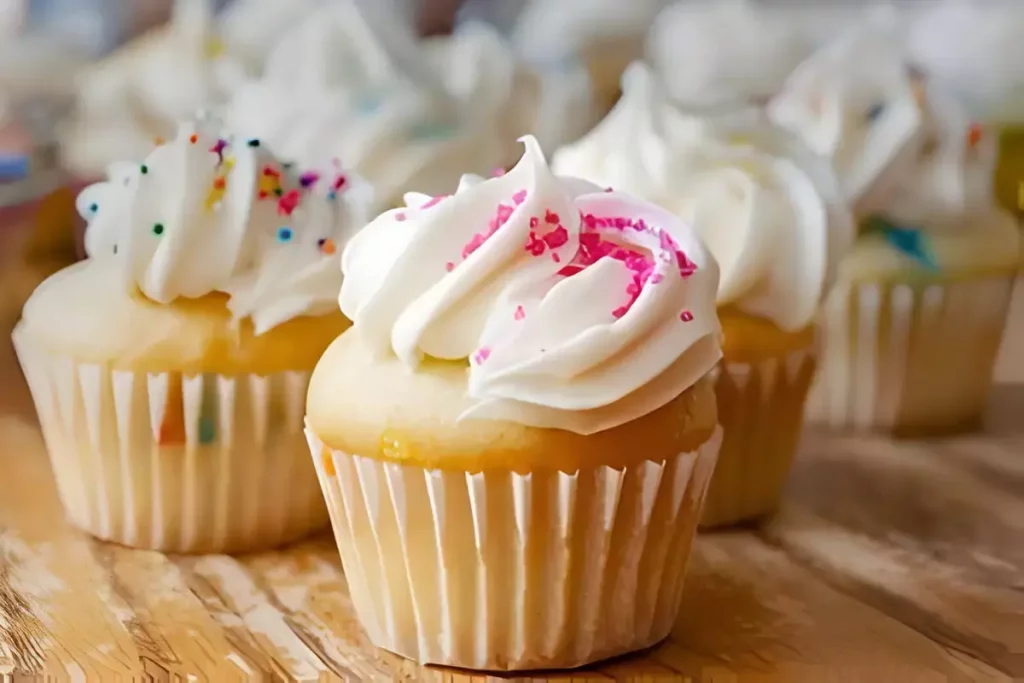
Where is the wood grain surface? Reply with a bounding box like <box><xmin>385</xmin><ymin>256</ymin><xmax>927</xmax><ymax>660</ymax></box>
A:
<box><xmin>0</xmin><ymin>279</ymin><xmax>1020</xmax><ymax>682</ymax></box>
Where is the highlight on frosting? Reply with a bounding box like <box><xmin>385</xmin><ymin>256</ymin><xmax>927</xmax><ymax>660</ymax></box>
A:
<box><xmin>222</xmin><ymin>1</ymin><xmax>515</xmax><ymax>212</ymax></box>
<box><xmin>646</xmin><ymin>0</ymin><xmax>815</xmax><ymax>108</ymax></box>
<box><xmin>339</xmin><ymin>135</ymin><xmax>722</xmax><ymax>435</ymax></box>
<box><xmin>77</xmin><ymin>120</ymin><xmax>369</xmax><ymax>334</ymax></box>
<box><xmin>767</xmin><ymin>10</ymin><xmax>926</xmax><ymax>209</ymax></box>
<box><xmin>552</xmin><ymin>62</ymin><xmax>853</xmax><ymax>332</ymax></box>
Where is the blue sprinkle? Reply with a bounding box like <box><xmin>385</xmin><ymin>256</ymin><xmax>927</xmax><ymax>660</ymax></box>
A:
<box><xmin>198</xmin><ymin>417</ymin><xmax>216</xmax><ymax>444</ymax></box>
<box><xmin>277</xmin><ymin>227</ymin><xmax>293</xmax><ymax>243</ymax></box>
<box><xmin>409</xmin><ymin>122</ymin><xmax>458</xmax><ymax>141</ymax></box>
<box><xmin>866</xmin><ymin>102</ymin><xmax>886</xmax><ymax>123</ymax></box>
<box><xmin>327</xmin><ymin>190</ymin><xmax>337</xmax><ymax>200</ymax></box>
<box><xmin>868</xmin><ymin>217</ymin><xmax>938</xmax><ymax>270</ymax></box>
<box><xmin>0</xmin><ymin>153</ymin><xmax>29</xmax><ymax>181</ymax></box>
<box><xmin>89</xmin><ymin>203</ymin><xmax>98</xmax><ymax>213</ymax></box>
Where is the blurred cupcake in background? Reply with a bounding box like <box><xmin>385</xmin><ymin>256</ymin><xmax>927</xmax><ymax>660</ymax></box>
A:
<box><xmin>553</xmin><ymin>63</ymin><xmax>853</xmax><ymax>527</ymax></box>
<box><xmin>60</xmin><ymin>0</ymin><xmax>247</xmax><ymax>181</ymax></box>
<box><xmin>217</xmin><ymin>0</ymin><xmax>326</xmax><ymax>75</ymax></box>
<box><xmin>646</xmin><ymin>0</ymin><xmax>815</xmax><ymax>112</ymax></box>
<box><xmin>909</xmin><ymin>0</ymin><xmax>1024</xmax><ymax>218</ymax></box>
<box><xmin>307</xmin><ymin>136</ymin><xmax>723</xmax><ymax>669</ymax></box>
<box><xmin>15</xmin><ymin>120</ymin><xmax>370</xmax><ymax>553</ymax></box>
<box><xmin>224</xmin><ymin>0</ymin><xmax>588</xmax><ymax>213</ymax></box>
<box><xmin>0</xmin><ymin>103</ymin><xmax>78</xmax><ymax>336</ymax></box>
<box><xmin>511</xmin><ymin>0</ymin><xmax>669</xmax><ymax>115</ymax></box>
<box><xmin>771</xmin><ymin>13</ymin><xmax>1022</xmax><ymax>434</ymax></box>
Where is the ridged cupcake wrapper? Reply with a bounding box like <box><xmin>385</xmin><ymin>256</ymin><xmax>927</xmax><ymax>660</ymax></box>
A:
<box><xmin>701</xmin><ymin>350</ymin><xmax>817</xmax><ymax>529</ymax></box>
<box><xmin>13</xmin><ymin>328</ymin><xmax>328</xmax><ymax>553</ymax></box>
<box><xmin>807</xmin><ymin>276</ymin><xmax>1017</xmax><ymax>434</ymax></box>
<box><xmin>306</xmin><ymin>425</ymin><xmax>723</xmax><ymax>671</ymax></box>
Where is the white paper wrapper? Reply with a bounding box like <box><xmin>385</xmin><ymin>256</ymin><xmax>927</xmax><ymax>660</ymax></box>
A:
<box><xmin>701</xmin><ymin>349</ymin><xmax>816</xmax><ymax>529</ymax></box>
<box><xmin>807</xmin><ymin>276</ymin><xmax>1016</xmax><ymax>433</ymax></box>
<box><xmin>307</xmin><ymin>425</ymin><xmax>723</xmax><ymax>671</ymax></box>
<box><xmin>13</xmin><ymin>328</ymin><xmax>328</xmax><ymax>553</ymax></box>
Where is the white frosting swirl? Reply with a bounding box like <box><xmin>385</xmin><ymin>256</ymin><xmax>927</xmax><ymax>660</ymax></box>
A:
<box><xmin>909</xmin><ymin>0</ymin><xmax>1024</xmax><ymax>123</ymax></box>
<box><xmin>553</xmin><ymin>63</ymin><xmax>853</xmax><ymax>332</ymax></box>
<box><xmin>646</xmin><ymin>0</ymin><xmax>816</xmax><ymax>109</ymax></box>
<box><xmin>77</xmin><ymin>120</ymin><xmax>369</xmax><ymax>334</ymax></box>
<box><xmin>222</xmin><ymin>1</ymin><xmax>506</xmax><ymax>212</ymax></box>
<box><xmin>63</xmin><ymin>11</ymin><xmax>247</xmax><ymax>176</ymax></box>
<box><xmin>217</xmin><ymin>0</ymin><xmax>326</xmax><ymax>75</ymax></box>
<box><xmin>422</xmin><ymin>21</ymin><xmax>596</xmax><ymax>159</ymax></box>
<box><xmin>340</xmin><ymin>136</ymin><xmax>722</xmax><ymax>435</ymax></box>
<box><xmin>767</xmin><ymin>11</ymin><xmax>926</xmax><ymax>209</ymax></box>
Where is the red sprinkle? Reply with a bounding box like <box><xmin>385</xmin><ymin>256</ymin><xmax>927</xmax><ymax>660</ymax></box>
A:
<box><xmin>680</xmin><ymin>310</ymin><xmax>694</xmax><ymax>322</ymax></box>
<box><xmin>278</xmin><ymin>189</ymin><xmax>301</xmax><ymax>216</ymax></box>
<box><xmin>545</xmin><ymin>210</ymin><xmax>560</xmax><ymax>225</ymax></box>
<box><xmin>445</xmin><ymin>261</ymin><xmax>455</xmax><ymax>272</ymax></box>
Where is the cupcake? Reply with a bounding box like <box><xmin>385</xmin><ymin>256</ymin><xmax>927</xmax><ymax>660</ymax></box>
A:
<box><xmin>511</xmin><ymin>0</ymin><xmax>669</xmax><ymax>114</ymax></box>
<box><xmin>553</xmin><ymin>63</ymin><xmax>853</xmax><ymax>527</ymax></box>
<box><xmin>909</xmin><ymin>0</ymin><xmax>1024</xmax><ymax>217</ymax></box>
<box><xmin>771</xmin><ymin>16</ymin><xmax>1022</xmax><ymax>434</ymax></box>
<box><xmin>306</xmin><ymin>136</ymin><xmax>723</xmax><ymax>669</ymax></box>
<box><xmin>60</xmin><ymin>0</ymin><xmax>247</xmax><ymax>180</ymax></box>
<box><xmin>646</xmin><ymin>0</ymin><xmax>816</xmax><ymax>111</ymax></box>
<box><xmin>223</xmin><ymin>2</ymin><xmax>514</xmax><ymax>213</ymax></box>
<box><xmin>14</xmin><ymin>120</ymin><xmax>369</xmax><ymax>553</ymax></box>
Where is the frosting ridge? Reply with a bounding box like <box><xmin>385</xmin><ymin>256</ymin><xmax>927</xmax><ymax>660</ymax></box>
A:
<box><xmin>340</xmin><ymin>135</ymin><xmax>721</xmax><ymax>435</ymax></box>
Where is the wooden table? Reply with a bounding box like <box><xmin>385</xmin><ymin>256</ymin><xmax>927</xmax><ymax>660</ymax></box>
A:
<box><xmin>0</xmin><ymin>284</ymin><xmax>1021</xmax><ymax>683</ymax></box>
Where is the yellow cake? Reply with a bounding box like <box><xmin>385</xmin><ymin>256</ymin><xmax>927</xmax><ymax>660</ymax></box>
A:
<box><xmin>14</xmin><ymin>120</ymin><xmax>369</xmax><ymax>553</ymax></box>
<box><xmin>305</xmin><ymin>136</ymin><xmax>724</xmax><ymax>670</ymax></box>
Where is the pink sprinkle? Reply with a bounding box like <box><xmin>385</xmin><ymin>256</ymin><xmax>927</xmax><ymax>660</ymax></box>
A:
<box><xmin>524</xmin><ymin>232</ymin><xmax>547</xmax><ymax>256</ymax></box>
<box><xmin>512</xmin><ymin>190</ymin><xmax>527</xmax><ymax>205</ymax></box>
<box><xmin>445</xmin><ymin>261</ymin><xmax>455</xmax><ymax>272</ymax></box>
<box><xmin>650</xmin><ymin>273</ymin><xmax>664</xmax><ymax>284</ymax></box>
<box><xmin>492</xmin><ymin>167</ymin><xmax>506</xmax><ymax>177</ymax></box>
<box><xmin>395</xmin><ymin>212</ymin><xmax>407</xmax><ymax>222</ymax></box>
<box><xmin>529</xmin><ymin>216</ymin><xmax>539</xmax><ymax>228</ymax></box>
<box><xmin>421</xmin><ymin>195</ymin><xmax>447</xmax><ymax>209</ymax></box>
<box><xmin>542</xmin><ymin>225</ymin><xmax>569</xmax><ymax>249</ymax></box>
<box><xmin>604</xmin><ymin>187</ymin><xmax>614</xmax><ymax>192</ymax></box>
<box><xmin>496</xmin><ymin>203</ymin><xmax>514</xmax><ymax>223</ymax></box>
<box><xmin>680</xmin><ymin>310</ymin><xmax>694</xmax><ymax>322</ymax></box>
<box><xmin>278</xmin><ymin>189</ymin><xmax>301</xmax><ymax>216</ymax></box>
<box><xmin>552</xmin><ymin>252</ymin><xmax>561</xmax><ymax>263</ymax></box>
<box><xmin>514</xmin><ymin>305</ymin><xmax>525</xmax><ymax>321</ymax></box>
<box><xmin>545</xmin><ymin>210</ymin><xmax>560</xmax><ymax>225</ymax></box>
<box><xmin>612</xmin><ymin>306</ymin><xmax>628</xmax><ymax>319</ymax></box>
<box><xmin>473</xmin><ymin>347</ymin><xmax>491</xmax><ymax>364</ymax></box>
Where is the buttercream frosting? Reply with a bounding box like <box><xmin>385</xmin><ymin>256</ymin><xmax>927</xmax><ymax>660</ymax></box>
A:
<box><xmin>222</xmin><ymin>1</ymin><xmax>506</xmax><ymax>212</ymax></box>
<box><xmin>909</xmin><ymin>0</ymin><xmax>1024</xmax><ymax>123</ymax></box>
<box><xmin>339</xmin><ymin>135</ymin><xmax>722</xmax><ymax>435</ymax></box>
<box><xmin>646</xmin><ymin>0</ymin><xmax>816</xmax><ymax>109</ymax></box>
<box><xmin>77</xmin><ymin>120</ymin><xmax>369</xmax><ymax>334</ymax></box>
<box><xmin>553</xmin><ymin>63</ymin><xmax>853</xmax><ymax>332</ymax></box>
<box><xmin>62</xmin><ymin>3</ymin><xmax>247</xmax><ymax>176</ymax></box>
<box><xmin>767</xmin><ymin>10</ymin><xmax>925</xmax><ymax>209</ymax></box>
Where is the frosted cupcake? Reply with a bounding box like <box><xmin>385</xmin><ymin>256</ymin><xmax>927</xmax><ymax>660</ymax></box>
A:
<box><xmin>15</xmin><ymin>121</ymin><xmax>369</xmax><ymax>552</ymax></box>
<box><xmin>646</xmin><ymin>0</ymin><xmax>815</xmax><ymax>111</ymax></box>
<box><xmin>306</xmin><ymin>136</ymin><xmax>723</xmax><ymax>669</ymax></box>
<box><xmin>553</xmin><ymin>63</ymin><xmax>853</xmax><ymax>527</ymax></box>
<box><xmin>771</xmin><ymin>17</ymin><xmax>1022</xmax><ymax>434</ymax></box>
<box><xmin>511</xmin><ymin>0</ymin><xmax>668</xmax><ymax>114</ymax></box>
<box><xmin>224</xmin><ymin>3</ymin><xmax>531</xmax><ymax>213</ymax></box>
<box><xmin>61</xmin><ymin>0</ymin><xmax>247</xmax><ymax>179</ymax></box>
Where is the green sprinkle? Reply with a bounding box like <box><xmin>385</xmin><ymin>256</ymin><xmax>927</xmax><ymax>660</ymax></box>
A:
<box><xmin>140</xmin><ymin>164</ymin><xmax>149</xmax><ymax>174</ymax></box>
<box><xmin>152</xmin><ymin>223</ymin><xmax>164</xmax><ymax>236</ymax></box>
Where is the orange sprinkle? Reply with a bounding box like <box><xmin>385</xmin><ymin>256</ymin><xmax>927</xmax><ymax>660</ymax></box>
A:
<box><xmin>189</xmin><ymin>134</ymin><xmax>198</xmax><ymax>144</ymax></box>
<box><xmin>967</xmin><ymin>123</ymin><xmax>983</xmax><ymax>148</ymax></box>
<box><xmin>319</xmin><ymin>238</ymin><xmax>336</xmax><ymax>255</ymax></box>
<box><xmin>213</xmin><ymin>177</ymin><xmax>226</xmax><ymax>189</ymax></box>
<box><xmin>153</xmin><ymin>137</ymin><xmax>165</xmax><ymax>145</ymax></box>
<box><xmin>322</xmin><ymin>451</ymin><xmax>336</xmax><ymax>476</ymax></box>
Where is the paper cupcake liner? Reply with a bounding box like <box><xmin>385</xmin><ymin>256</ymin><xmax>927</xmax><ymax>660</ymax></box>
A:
<box><xmin>306</xmin><ymin>425</ymin><xmax>722</xmax><ymax>671</ymax></box>
<box><xmin>13</xmin><ymin>329</ymin><xmax>328</xmax><ymax>553</ymax></box>
<box><xmin>806</xmin><ymin>276</ymin><xmax>1017</xmax><ymax>434</ymax></box>
<box><xmin>701</xmin><ymin>350</ymin><xmax>816</xmax><ymax>529</ymax></box>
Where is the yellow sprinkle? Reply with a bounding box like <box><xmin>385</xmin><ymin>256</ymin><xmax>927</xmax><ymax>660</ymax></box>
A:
<box><xmin>321</xmin><ymin>450</ymin><xmax>336</xmax><ymax>476</ymax></box>
<box><xmin>223</xmin><ymin>156</ymin><xmax>236</xmax><ymax>172</ymax></box>
<box><xmin>204</xmin><ymin>37</ymin><xmax>226</xmax><ymax>59</ymax></box>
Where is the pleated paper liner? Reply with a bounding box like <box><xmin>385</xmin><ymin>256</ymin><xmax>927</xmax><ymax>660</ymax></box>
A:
<box><xmin>701</xmin><ymin>349</ymin><xmax>816</xmax><ymax>529</ymax></box>
<box><xmin>806</xmin><ymin>275</ymin><xmax>1016</xmax><ymax>435</ymax></box>
<box><xmin>13</xmin><ymin>326</ymin><xmax>328</xmax><ymax>553</ymax></box>
<box><xmin>307</xmin><ymin>424</ymin><xmax>723</xmax><ymax>671</ymax></box>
